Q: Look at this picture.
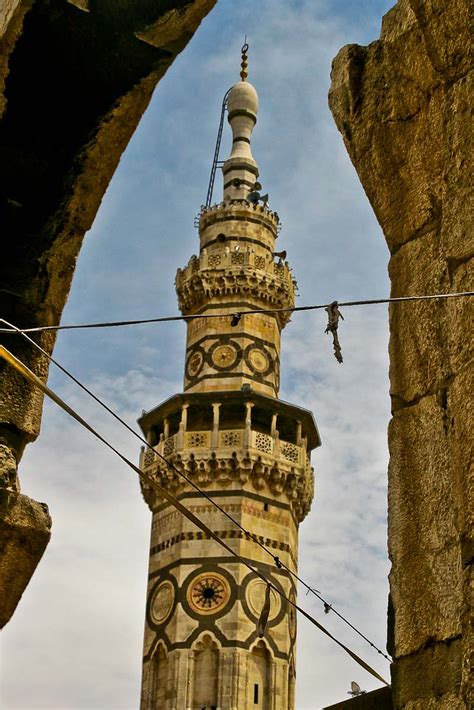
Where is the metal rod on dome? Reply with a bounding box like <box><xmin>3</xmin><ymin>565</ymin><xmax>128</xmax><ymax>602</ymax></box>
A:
<box><xmin>204</xmin><ymin>42</ymin><xmax>249</xmax><ymax>209</ymax></box>
<box><xmin>205</xmin><ymin>87</ymin><xmax>230</xmax><ymax>209</ymax></box>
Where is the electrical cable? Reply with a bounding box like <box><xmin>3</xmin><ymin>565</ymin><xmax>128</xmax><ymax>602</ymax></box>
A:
<box><xmin>0</xmin><ymin>342</ymin><xmax>389</xmax><ymax>686</ymax></box>
<box><xmin>0</xmin><ymin>291</ymin><xmax>472</xmax><ymax>334</ymax></box>
<box><xmin>1</xmin><ymin>316</ymin><xmax>392</xmax><ymax>662</ymax></box>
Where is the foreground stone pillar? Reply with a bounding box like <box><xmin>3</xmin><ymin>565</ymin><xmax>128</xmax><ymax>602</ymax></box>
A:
<box><xmin>329</xmin><ymin>1</ymin><xmax>472</xmax><ymax>707</ymax></box>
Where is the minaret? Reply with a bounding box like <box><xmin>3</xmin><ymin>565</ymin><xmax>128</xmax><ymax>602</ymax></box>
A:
<box><xmin>138</xmin><ymin>47</ymin><xmax>320</xmax><ymax>710</ymax></box>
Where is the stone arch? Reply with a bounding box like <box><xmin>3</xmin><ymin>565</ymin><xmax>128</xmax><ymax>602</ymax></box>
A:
<box><xmin>247</xmin><ymin>639</ymin><xmax>272</xmax><ymax>709</ymax></box>
<box><xmin>192</xmin><ymin>633</ymin><xmax>219</xmax><ymax>710</ymax></box>
<box><xmin>149</xmin><ymin>642</ymin><xmax>168</xmax><ymax>710</ymax></box>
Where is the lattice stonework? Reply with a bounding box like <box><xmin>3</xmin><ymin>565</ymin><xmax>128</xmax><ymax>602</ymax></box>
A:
<box><xmin>208</xmin><ymin>253</ymin><xmax>222</xmax><ymax>268</ymax></box>
<box><xmin>186</xmin><ymin>431</ymin><xmax>210</xmax><ymax>448</ymax></box>
<box><xmin>163</xmin><ymin>436</ymin><xmax>176</xmax><ymax>457</ymax></box>
<box><xmin>143</xmin><ymin>448</ymin><xmax>156</xmax><ymax>467</ymax></box>
<box><xmin>281</xmin><ymin>441</ymin><xmax>299</xmax><ymax>463</ymax></box>
<box><xmin>231</xmin><ymin>251</ymin><xmax>244</xmax><ymax>265</ymax></box>
<box><xmin>220</xmin><ymin>430</ymin><xmax>243</xmax><ymax>447</ymax></box>
<box><xmin>254</xmin><ymin>255</ymin><xmax>266</xmax><ymax>269</ymax></box>
<box><xmin>254</xmin><ymin>432</ymin><xmax>273</xmax><ymax>454</ymax></box>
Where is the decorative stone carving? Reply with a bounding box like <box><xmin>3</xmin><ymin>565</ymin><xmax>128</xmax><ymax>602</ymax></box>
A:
<box><xmin>187</xmin><ymin>572</ymin><xmax>231</xmax><ymax>615</ymax></box>
<box><xmin>139</xmin><ymin>449</ymin><xmax>314</xmax><ymax>522</ymax></box>
<box><xmin>198</xmin><ymin>200</ymin><xmax>279</xmax><ymax>233</ymax></box>
<box><xmin>281</xmin><ymin>442</ymin><xmax>299</xmax><ymax>464</ymax></box>
<box><xmin>176</xmin><ymin>260</ymin><xmax>295</xmax><ymax>326</ymax></box>
<box><xmin>254</xmin><ymin>432</ymin><xmax>273</xmax><ymax>454</ymax></box>
<box><xmin>150</xmin><ymin>581</ymin><xmax>175</xmax><ymax>625</ymax></box>
<box><xmin>219</xmin><ymin>430</ymin><xmax>243</xmax><ymax>448</ymax></box>
<box><xmin>185</xmin><ymin>432</ymin><xmax>210</xmax><ymax>448</ymax></box>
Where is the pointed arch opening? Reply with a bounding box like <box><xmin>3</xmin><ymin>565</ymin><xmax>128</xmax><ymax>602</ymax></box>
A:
<box><xmin>247</xmin><ymin>640</ymin><xmax>271</xmax><ymax>709</ymax></box>
<box><xmin>149</xmin><ymin>643</ymin><xmax>168</xmax><ymax>709</ymax></box>
<box><xmin>192</xmin><ymin>634</ymin><xmax>219</xmax><ymax>710</ymax></box>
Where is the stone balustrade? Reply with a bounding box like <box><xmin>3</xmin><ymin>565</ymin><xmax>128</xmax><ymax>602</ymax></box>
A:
<box><xmin>139</xmin><ymin>426</ymin><xmax>313</xmax><ymax>521</ymax></box>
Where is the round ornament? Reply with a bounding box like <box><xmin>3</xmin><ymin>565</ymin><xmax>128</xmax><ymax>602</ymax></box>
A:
<box><xmin>150</xmin><ymin>580</ymin><xmax>175</xmax><ymax>625</ymax></box>
<box><xmin>186</xmin><ymin>350</ymin><xmax>204</xmax><ymax>378</ymax></box>
<box><xmin>187</xmin><ymin>572</ymin><xmax>231</xmax><ymax>615</ymax></box>
<box><xmin>248</xmin><ymin>348</ymin><xmax>270</xmax><ymax>373</ymax></box>
<box><xmin>246</xmin><ymin>578</ymin><xmax>281</xmax><ymax>621</ymax></box>
<box><xmin>211</xmin><ymin>344</ymin><xmax>238</xmax><ymax>369</ymax></box>
<box><xmin>288</xmin><ymin>591</ymin><xmax>297</xmax><ymax>641</ymax></box>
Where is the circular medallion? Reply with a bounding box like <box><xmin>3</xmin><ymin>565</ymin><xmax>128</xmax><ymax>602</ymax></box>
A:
<box><xmin>150</xmin><ymin>581</ymin><xmax>175</xmax><ymax>625</ymax></box>
<box><xmin>248</xmin><ymin>348</ymin><xmax>270</xmax><ymax>373</ymax></box>
<box><xmin>187</xmin><ymin>572</ymin><xmax>231</xmax><ymax>615</ymax></box>
<box><xmin>288</xmin><ymin>590</ymin><xmax>297</xmax><ymax>641</ymax></box>
<box><xmin>211</xmin><ymin>344</ymin><xmax>238</xmax><ymax>369</ymax></box>
<box><xmin>246</xmin><ymin>579</ymin><xmax>281</xmax><ymax>621</ymax></box>
<box><xmin>186</xmin><ymin>349</ymin><xmax>204</xmax><ymax>378</ymax></box>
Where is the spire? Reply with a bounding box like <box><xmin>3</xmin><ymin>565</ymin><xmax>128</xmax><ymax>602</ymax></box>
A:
<box><xmin>222</xmin><ymin>43</ymin><xmax>259</xmax><ymax>201</ymax></box>
<box><xmin>240</xmin><ymin>41</ymin><xmax>248</xmax><ymax>80</ymax></box>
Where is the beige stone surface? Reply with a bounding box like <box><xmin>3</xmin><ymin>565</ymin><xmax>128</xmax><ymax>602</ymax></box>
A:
<box><xmin>329</xmin><ymin>0</ymin><xmax>472</xmax><ymax>707</ymax></box>
<box><xmin>0</xmin><ymin>489</ymin><xmax>51</xmax><ymax>628</ymax></box>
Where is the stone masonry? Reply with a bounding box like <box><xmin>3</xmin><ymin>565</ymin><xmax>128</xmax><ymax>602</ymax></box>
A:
<box><xmin>329</xmin><ymin>1</ymin><xmax>473</xmax><ymax>707</ymax></box>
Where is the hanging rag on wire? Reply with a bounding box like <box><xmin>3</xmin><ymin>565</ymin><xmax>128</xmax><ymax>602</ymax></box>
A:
<box><xmin>257</xmin><ymin>584</ymin><xmax>272</xmax><ymax>637</ymax></box>
<box><xmin>325</xmin><ymin>301</ymin><xmax>344</xmax><ymax>363</ymax></box>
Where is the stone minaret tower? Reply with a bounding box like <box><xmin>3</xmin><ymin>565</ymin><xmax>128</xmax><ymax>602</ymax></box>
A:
<box><xmin>138</xmin><ymin>49</ymin><xmax>320</xmax><ymax>710</ymax></box>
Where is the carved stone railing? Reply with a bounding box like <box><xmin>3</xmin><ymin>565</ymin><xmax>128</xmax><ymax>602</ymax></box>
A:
<box><xmin>175</xmin><ymin>258</ymin><xmax>295</xmax><ymax>323</ymax></box>
<box><xmin>139</xmin><ymin>428</ymin><xmax>313</xmax><ymax>521</ymax></box>
<box><xmin>198</xmin><ymin>199</ymin><xmax>280</xmax><ymax>233</ymax></box>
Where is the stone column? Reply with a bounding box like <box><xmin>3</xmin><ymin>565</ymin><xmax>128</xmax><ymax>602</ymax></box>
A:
<box><xmin>211</xmin><ymin>402</ymin><xmax>221</xmax><ymax>448</ymax></box>
<box><xmin>296</xmin><ymin>420</ymin><xmax>302</xmax><ymax>446</ymax></box>
<box><xmin>177</xmin><ymin>403</ymin><xmax>189</xmax><ymax>451</ymax></box>
<box><xmin>244</xmin><ymin>402</ymin><xmax>254</xmax><ymax>448</ymax></box>
<box><xmin>185</xmin><ymin>650</ymin><xmax>194</xmax><ymax>710</ymax></box>
<box><xmin>271</xmin><ymin>413</ymin><xmax>278</xmax><ymax>437</ymax></box>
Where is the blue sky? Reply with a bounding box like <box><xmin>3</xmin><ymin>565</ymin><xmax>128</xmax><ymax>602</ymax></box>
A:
<box><xmin>2</xmin><ymin>1</ymin><xmax>396</xmax><ymax>708</ymax></box>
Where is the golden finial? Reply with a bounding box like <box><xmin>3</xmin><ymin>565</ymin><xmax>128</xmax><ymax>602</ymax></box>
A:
<box><xmin>240</xmin><ymin>40</ymin><xmax>249</xmax><ymax>81</ymax></box>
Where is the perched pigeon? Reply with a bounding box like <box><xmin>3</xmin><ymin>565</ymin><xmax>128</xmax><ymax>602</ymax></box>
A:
<box><xmin>347</xmin><ymin>681</ymin><xmax>366</xmax><ymax>696</ymax></box>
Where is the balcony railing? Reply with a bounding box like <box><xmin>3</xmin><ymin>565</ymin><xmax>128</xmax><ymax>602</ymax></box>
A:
<box><xmin>141</xmin><ymin>428</ymin><xmax>306</xmax><ymax>469</ymax></box>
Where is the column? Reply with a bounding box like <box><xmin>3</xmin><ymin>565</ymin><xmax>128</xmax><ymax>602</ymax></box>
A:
<box><xmin>296</xmin><ymin>420</ymin><xmax>302</xmax><ymax>446</ymax></box>
<box><xmin>211</xmin><ymin>402</ymin><xmax>221</xmax><ymax>448</ymax></box>
<box><xmin>177</xmin><ymin>403</ymin><xmax>189</xmax><ymax>451</ymax></box>
<box><xmin>244</xmin><ymin>402</ymin><xmax>254</xmax><ymax>448</ymax></box>
<box><xmin>271</xmin><ymin>413</ymin><xmax>278</xmax><ymax>437</ymax></box>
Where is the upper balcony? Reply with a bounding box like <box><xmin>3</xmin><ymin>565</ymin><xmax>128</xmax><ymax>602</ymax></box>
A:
<box><xmin>175</xmin><ymin>247</ymin><xmax>295</xmax><ymax>325</ymax></box>
<box><xmin>138</xmin><ymin>390</ymin><xmax>320</xmax><ymax>522</ymax></box>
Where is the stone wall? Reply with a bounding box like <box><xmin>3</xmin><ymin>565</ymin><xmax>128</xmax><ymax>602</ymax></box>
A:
<box><xmin>324</xmin><ymin>687</ymin><xmax>393</xmax><ymax>710</ymax></box>
<box><xmin>329</xmin><ymin>1</ymin><xmax>472</xmax><ymax>708</ymax></box>
<box><xmin>0</xmin><ymin>0</ymin><xmax>216</xmax><ymax>628</ymax></box>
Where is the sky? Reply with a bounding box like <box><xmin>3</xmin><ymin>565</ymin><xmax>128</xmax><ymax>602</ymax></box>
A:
<box><xmin>2</xmin><ymin>1</ymin><xmax>396</xmax><ymax>708</ymax></box>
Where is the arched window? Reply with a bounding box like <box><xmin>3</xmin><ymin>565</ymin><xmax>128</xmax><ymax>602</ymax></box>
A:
<box><xmin>192</xmin><ymin>634</ymin><xmax>219</xmax><ymax>709</ymax></box>
<box><xmin>150</xmin><ymin>644</ymin><xmax>167</xmax><ymax>709</ymax></box>
<box><xmin>247</xmin><ymin>641</ymin><xmax>271</xmax><ymax>709</ymax></box>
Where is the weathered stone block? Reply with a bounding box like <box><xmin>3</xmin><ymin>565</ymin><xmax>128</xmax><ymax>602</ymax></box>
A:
<box><xmin>0</xmin><ymin>488</ymin><xmax>51</xmax><ymax>628</ymax></box>
<box><xmin>391</xmin><ymin>638</ymin><xmax>463</xmax><ymax>708</ymax></box>
<box><xmin>388</xmin><ymin>395</ymin><xmax>463</xmax><ymax>655</ymax></box>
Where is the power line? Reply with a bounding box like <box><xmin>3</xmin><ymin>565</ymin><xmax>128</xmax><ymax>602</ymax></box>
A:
<box><xmin>0</xmin><ymin>291</ymin><xmax>472</xmax><ymax>334</ymax></box>
<box><xmin>0</xmin><ymin>342</ymin><xmax>389</xmax><ymax>687</ymax></box>
<box><xmin>1</xmin><ymin>317</ymin><xmax>392</xmax><ymax>662</ymax></box>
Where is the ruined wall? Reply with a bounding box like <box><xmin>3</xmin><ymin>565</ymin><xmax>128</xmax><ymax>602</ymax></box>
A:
<box><xmin>329</xmin><ymin>1</ymin><xmax>472</xmax><ymax>707</ymax></box>
<box><xmin>0</xmin><ymin>0</ymin><xmax>216</xmax><ymax>628</ymax></box>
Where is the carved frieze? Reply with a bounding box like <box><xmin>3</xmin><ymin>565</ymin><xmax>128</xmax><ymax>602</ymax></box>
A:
<box><xmin>140</xmin><ymin>449</ymin><xmax>314</xmax><ymax>522</ymax></box>
<box><xmin>175</xmin><ymin>250</ymin><xmax>295</xmax><ymax>327</ymax></box>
